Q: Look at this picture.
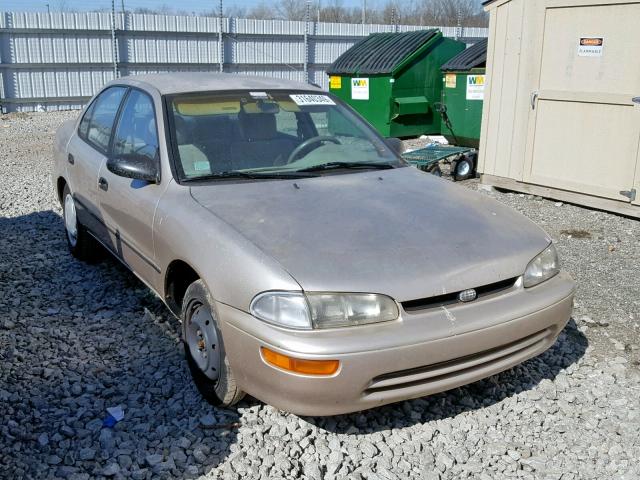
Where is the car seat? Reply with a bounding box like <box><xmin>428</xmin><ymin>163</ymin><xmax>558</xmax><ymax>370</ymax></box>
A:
<box><xmin>231</xmin><ymin>111</ymin><xmax>297</xmax><ymax>170</ymax></box>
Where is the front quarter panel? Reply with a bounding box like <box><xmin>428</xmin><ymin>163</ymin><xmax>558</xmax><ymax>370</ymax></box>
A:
<box><xmin>154</xmin><ymin>181</ymin><xmax>302</xmax><ymax>311</ymax></box>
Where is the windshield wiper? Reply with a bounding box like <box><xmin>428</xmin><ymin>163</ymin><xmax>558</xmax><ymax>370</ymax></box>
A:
<box><xmin>182</xmin><ymin>171</ymin><xmax>318</xmax><ymax>182</ymax></box>
<box><xmin>296</xmin><ymin>161</ymin><xmax>396</xmax><ymax>173</ymax></box>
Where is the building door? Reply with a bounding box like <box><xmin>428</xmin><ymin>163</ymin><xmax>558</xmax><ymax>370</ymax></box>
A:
<box><xmin>524</xmin><ymin>1</ymin><xmax>640</xmax><ymax>203</ymax></box>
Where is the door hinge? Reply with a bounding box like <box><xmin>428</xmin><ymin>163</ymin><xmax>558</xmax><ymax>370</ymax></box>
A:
<box><xmin>620</xmin><ymin>188</ymin><xmax>636</xmax><ymax>201</ymax></box>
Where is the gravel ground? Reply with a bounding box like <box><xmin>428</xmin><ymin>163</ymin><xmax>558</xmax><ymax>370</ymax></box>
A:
<box><xmin>1</xmin><ymin>111</ymin><xmax>639</xmax><ymax>480</ymax></box>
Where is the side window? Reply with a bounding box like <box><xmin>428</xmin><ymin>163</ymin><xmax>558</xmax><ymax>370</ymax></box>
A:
<box><xmin>81</xmin><ymin>87</ymin><xmax>127</xmax><ymax>153</ymax></box>
<box><xmin>309</xmin><ymin>112</ymin><xmax>330</xmax><ymax>136</ymax></box>
<box><xmin>78</xmin><ymin>101</ymin><xmax>96</xmax><ymax>139</ymax></box>
<box><xmin>112</xmin><ymin>90</ymin><xmax>159</xmax><ymax>163</ymax></box>
<box><xmin>275</xmin><ymin>110</ymin><xmax>299</xmax><ymax>137</ymax></box>
<box><xmin>327</xmin><ymin>108</ymin><xmax>367</xmax><ymax>139</ymax></box>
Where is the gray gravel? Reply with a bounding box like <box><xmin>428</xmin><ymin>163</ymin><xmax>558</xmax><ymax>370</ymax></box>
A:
<box><xmin>1</xmin><ymin>110</ymin><xmax>639</xmax><ymax>479</ymax></box>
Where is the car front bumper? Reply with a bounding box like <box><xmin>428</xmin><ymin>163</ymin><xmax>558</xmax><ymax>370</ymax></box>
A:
<box><xmin>219</xmin><ymin>272</ymin><xmax>575</xmax><ymax>416</ymax></box>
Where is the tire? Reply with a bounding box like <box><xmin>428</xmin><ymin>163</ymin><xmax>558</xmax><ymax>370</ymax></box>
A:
<box><xmin>182</xmin><ymin>279</ymin><xmax>245</xmax><ymax>407</ymax></box>
<box><xmin>430</xmin><ymin>164</ymin><xmax>442</xmax><ymax>177</ymax></box>
<box><xmin>450</xmin><ymin>160</ymin><xmax>459</xmax><ymax>181</ymax></box>
<box><xmin>62</xmin><ymin>185</ymin><xmax>99</xmax><ymax>262</ymax></box>
<box><xmin>453</xmin><ymin>154</ymin><xmax>476</xmax><ymax>181</ymax></box>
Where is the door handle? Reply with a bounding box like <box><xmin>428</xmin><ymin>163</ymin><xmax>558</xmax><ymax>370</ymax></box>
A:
<box><xmin>633</xmin><ymin>97</ymin><xmax>640</xmax><ymax>105</ymax></box>
<box><xmin>531</xmin><ymin>91</ymin><xmax>539</xmax><ymax>110</ymax></box>
<box><xmin>98</xmin><ymin>177</ymin><xmax>109</xmax><ymax>191</ymax></box>
<box><xmin>67</xmin><ymin>153</ymin><xmax>75</xmax><ymax>165</ymax></box>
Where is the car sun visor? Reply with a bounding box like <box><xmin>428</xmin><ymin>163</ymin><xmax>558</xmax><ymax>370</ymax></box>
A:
<box><xmin>174</xmin><ymin>99</ymin><xmax>241</xmax><ymax>116</ymax></box>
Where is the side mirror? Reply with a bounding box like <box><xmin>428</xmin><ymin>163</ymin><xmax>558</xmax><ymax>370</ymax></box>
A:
<box><xmin>386</xmin><ymin>137</ymin><xmax>404</xmax><ymax>155</ymax></box>
<box><xmin>107</xmin><ymin>154</ymin><xmax>159</xmax><ymax>184</ymax></box>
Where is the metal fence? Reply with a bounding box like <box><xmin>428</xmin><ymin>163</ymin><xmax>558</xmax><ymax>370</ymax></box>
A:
<box><xmin>0</xmin><ymin>11</ymin><xmax>487</xmax><ymax>112</ymax></box>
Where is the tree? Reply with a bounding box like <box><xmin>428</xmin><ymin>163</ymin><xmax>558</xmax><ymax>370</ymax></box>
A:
<box><xmin>247</xmin><ymin>3</ymin><xmax>275</xmax><ymax>19</ymax></box>
<box><xmin>93</xmin><ymin>0</ymin><xmax>488</xmax><ymax>27</ymax></box>
<box><xmin>276</xmin><ymin>0</ymin><xmax>307</xmax><ymax>20</ymax></box>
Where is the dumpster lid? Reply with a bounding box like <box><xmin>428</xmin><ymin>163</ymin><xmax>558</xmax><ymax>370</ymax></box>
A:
<box><xmin>327</xmin><ymin>29</ymin><xmax>440</xmax><ymax>76</ymax></box>
<box><xmin>441</xmin><ymin>39</ymin><xmax>487</xmax><ymax>72</ymax></box>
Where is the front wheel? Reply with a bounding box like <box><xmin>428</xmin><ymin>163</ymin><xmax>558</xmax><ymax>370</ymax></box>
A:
<box><xmin>182</xmin><ymin>279</ymin><xmax>245</xmax><ymax>407</ymax></box>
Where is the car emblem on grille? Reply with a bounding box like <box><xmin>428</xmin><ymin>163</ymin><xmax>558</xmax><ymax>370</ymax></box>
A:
<box><xmin>458</xmin><ymin>289</ymin><xmax>477</xmax><ymax>303</ymax></box>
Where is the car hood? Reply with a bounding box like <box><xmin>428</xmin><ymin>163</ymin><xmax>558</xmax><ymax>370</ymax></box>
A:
<box><xmin>190</xmin><ymin>167</ymin><xmax>550</xmax><ymax>302</ymax></box>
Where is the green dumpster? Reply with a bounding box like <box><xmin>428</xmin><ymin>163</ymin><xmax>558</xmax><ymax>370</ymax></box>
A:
<box><xmin>327</xmin><ymin>30</ymin><xmax>465</xmax><ymax>138</ymax></box>
<box><xmin>439</xmin><ymin>38</ymin><xmax>487</xmax><ymax>148</ymax></box>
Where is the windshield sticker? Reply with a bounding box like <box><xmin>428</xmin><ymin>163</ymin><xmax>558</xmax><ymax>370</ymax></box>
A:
<box><xmin>193</xmin><ymin>161</ymin><xmax>210</xmax><ymax>171</ymax></box>
<box><xmin>289</xmin><ymin>94</ymin><xmax>336</xmax><ymax>106</ymax></box>
<box><xmin>249</xmin><ymin>91</ymin><xmax>269</xmax><ymax>98</ymax></box>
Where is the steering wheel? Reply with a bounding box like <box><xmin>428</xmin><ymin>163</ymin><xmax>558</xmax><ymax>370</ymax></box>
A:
<box><xmin>286</xmin><ymin>136</ymin><xmax>341</xmax><ymax>164</ymax></box>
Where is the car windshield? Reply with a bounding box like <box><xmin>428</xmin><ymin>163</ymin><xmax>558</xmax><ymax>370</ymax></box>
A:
<box><xmin>166</xmin><ymin>90</ymin><xmax>404</xmax><ymax>181</ymax></box>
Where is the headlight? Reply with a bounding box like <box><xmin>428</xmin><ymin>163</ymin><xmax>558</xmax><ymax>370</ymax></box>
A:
<box><xmin>250</xmin><ymin>292</ymin><xmax>311</xmax><ymax>329</ymax></box>
<box><xmin>523</xmin><ymin>244</ymin><xmax>559</xmax><ymax>288</ymax></box>
<box><xmin>307</xmin><ymin>293</ymin><xmax>399</xmax><ymax>329</ymax></box>
<box><xmin>250</xmin><ymin>292</ymin><xmax>399</xmax><ymax>329</ymax></box>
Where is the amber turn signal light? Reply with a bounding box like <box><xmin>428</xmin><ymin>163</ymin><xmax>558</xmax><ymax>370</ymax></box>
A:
<box><xmin>260</xmin><ymin>347</ymin><xmax>340</xmax><ymax>376</ymax></box>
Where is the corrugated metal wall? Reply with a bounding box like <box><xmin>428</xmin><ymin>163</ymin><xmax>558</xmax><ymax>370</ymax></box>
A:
<box><xmin>0</xmin><ymin>11</ymin><xmax>487</xmax><ymax>112</ymax></box>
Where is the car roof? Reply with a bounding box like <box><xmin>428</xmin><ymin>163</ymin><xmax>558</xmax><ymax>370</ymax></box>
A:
<box><xmin>108</xmin><ymin>72</ymin><xmax>322</xmax><ymax>95</ymax></box>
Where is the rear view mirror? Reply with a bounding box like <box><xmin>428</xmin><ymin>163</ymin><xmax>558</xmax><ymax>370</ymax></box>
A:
<box><xmin>107</xmin><ymin>154</ymin><xmax>159</xmax><ymax>184</ymax></box>
<box><xmin>385</xmin><ymin>137</ymin><xmax>404</xmax><ymax>155</ymax></box>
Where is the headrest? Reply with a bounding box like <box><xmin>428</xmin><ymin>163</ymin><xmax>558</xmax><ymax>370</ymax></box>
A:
<box><xmin>238</xmin><ymin>111</ymin><xmax>278</xmax><ymax>141</ymax></box>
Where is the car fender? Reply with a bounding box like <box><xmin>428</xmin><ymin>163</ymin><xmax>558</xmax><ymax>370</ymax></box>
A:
<box><xmin>153</xmin><ymin>181</ymin><xmax>302</xmax><ymax>311</ymax></box>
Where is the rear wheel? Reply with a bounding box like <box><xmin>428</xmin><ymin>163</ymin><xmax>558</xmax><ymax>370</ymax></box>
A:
<box><xmin>182</xmin><ymin>279</ymin><xmax>244</xmax><ymax>407</ymax></box>
<box><xmin>62</xmin><ymin>185</ymin><xmax>99</xmax><ymax>262</ymax></box>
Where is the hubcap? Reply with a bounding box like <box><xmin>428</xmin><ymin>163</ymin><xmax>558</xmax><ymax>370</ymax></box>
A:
<box><xmin>186</xmin><ymin>304</ymin><xmax>220</xmax><ymax>381</ymax></box>
<box><xmin>457</xmin><ymin>160</ymin><xmax>471</xmax><ymax>177</ymax></box>
<box><xmin>64</xmin><ymin>193</ymin><xmax>78</xmax><ymax>247</ymax></box>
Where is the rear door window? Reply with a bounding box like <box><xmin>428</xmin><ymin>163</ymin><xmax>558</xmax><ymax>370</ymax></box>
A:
<box><xmin>78</xmin><ymin>101</ymin><xmax>96</xmax><ymax>139</ymax></box>
<box><xmin>79</xmin><ymin>86</ymin><xmax>127</xmax><ymax>153</ymax></box>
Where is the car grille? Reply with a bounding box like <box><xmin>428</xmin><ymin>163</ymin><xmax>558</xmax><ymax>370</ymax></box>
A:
<box><xmin>401</xmin><ymin>277</ymin><xmax>518</xmax><ymax>312</ymax></box>
<box><xmin>364</xmin><ymin>327</ymin><xmax>553</xmax><ymax>394</ymax></box>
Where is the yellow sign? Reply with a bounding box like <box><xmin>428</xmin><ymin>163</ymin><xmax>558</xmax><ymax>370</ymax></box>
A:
<box><xmin>329</xmin><ymin>76</ymin><xmax>341</xmax><ymax>89</ymax></box>
<box><xmin>445</xmin><ymin>73</ymin><xmax>457</xmax><ymax>88</ymax></box>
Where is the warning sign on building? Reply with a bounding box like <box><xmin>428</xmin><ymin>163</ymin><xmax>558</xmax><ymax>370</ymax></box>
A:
<box><xmin>578</xmin><ymin>37</ymin><xmax>604</xmax><ymax>57</ymax></box>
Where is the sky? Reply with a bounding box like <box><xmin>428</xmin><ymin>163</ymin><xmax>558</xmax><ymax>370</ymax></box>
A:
<box><xmin>2</xmin><ymin>0</ymin><xmax>484</xmax><ymax>13</ymax></box>
<box><xmin>2</xmin><ymin>0</ymin><xmax>371</xmax><ymax>13</ymax></box>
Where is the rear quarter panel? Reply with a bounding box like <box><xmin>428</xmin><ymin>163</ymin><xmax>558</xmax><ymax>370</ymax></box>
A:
<box><xmin>52</xmin><ymin>117</ymin><xmax>78</xmax><ymax>201</ymax></box>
